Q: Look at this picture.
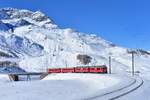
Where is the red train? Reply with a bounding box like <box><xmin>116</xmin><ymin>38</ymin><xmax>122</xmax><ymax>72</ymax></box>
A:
<box><xmin>47</xmin><ymin>65</ymin><xmax>107</xmax><ymax>74</ymax></box>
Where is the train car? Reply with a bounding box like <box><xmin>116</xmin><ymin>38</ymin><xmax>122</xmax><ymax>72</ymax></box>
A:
<box><xmin>61</xmin><ymin>68</ymin><xmax>75</xmax><ymax>73</ymax></box>
<box><xmin>74</xmin><ymin>67</ymin><xmax>89</xmax><ymax>73</ymax></box>
<box><xmin>89</xmin><ymin>65</ymin><xmax>107</xmax><ymax>73</ymax></box>
<box><xmin>102</xmin><ymin>67</ymin><xmax>107</xmax><ymax>73</ymax></box>
<box><xmin>89</xmin><ymin>67</ymin><xmax>103</xmax><ymax>73</ymax></box>
<box><xmin>47</xmin><ymin>65</ymin><xmax>107</xmax><ymax>74</ymax></box>
<box><xmin>48</xmin><ymin>68</ymin><xmax>61</xmax><ymax>73</ymax></box>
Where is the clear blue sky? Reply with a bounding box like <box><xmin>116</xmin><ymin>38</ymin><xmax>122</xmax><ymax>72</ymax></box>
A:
<box><xmin>0</xmin><ymin>0</ymin><xmax>150</xmax><ymax>50</ymax></box>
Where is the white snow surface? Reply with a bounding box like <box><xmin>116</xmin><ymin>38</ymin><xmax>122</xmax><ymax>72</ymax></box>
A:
<box><xmin>0</xmin><ymin>73</ymin><xmax>149</xmax><ymax>100</ymax></box>
<box><xmin>0</xmin><ymin>73</ymin><xmax>135</xmax><ymax>100</ymax></box>
<box><xmin>0</xmin><ymin>74</ymin><xmax>10</xmax><ymax>82</ymax></box>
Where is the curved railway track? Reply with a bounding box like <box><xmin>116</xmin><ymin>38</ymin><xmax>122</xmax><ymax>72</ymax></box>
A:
<box><xmin>86</xmin><ymin>76</ymin><xmax>143</xmax><ymax>100</ymax></box>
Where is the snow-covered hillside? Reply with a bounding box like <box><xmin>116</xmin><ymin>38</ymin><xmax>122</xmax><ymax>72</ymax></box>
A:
<box><xmin>0</xmin><ymin>8</ymin><xmax>150</xmax><ymax>79</ymax></box>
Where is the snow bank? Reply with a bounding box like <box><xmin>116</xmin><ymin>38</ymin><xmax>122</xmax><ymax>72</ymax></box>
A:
<box><xmin>0</xmin><ymin>74</ymin><xmax>10</xmax><ymax>82</ymax></box>
<box><xmin>0</xmin><ymin>74</ymin><xmax>134</xmax><ymax>100</ymax></box>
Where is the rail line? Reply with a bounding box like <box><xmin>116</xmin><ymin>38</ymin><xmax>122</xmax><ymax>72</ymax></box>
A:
<box><xmin>110</xmin><ymin>77</ymin><xmax>144</xmax><ymax>100</ymax></box>
<box><xmin>86</xmin><ymin>76</ymin><xmax>143</xmax><ymax>100</ymax></box>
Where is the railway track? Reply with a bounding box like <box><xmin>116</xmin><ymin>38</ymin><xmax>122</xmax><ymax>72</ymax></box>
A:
<box><xmin>86</xmin><ymin>76</ymin><xmax>143</xmax><ymax>100</ymax></box>
<box><xmin>110</xmin><ymin>77</ymin><xmax>143</xmax><ymax>100</ymax></box>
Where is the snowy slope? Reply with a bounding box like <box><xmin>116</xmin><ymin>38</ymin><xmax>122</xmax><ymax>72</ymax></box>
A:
<box><xmin>0</xmin><ymin>73</ymin><xmax>132</xmax><ymax>100</ymax></box>
<box><xmin>0</xmin><ymin>8</ymin><xmax>149</xmax><ymax>79</ymax></box>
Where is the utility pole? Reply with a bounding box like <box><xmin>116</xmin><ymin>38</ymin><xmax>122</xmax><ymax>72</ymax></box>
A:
<box><xmin>65</xmin><ymin>60</ymin><xmax>68</xmax><ymax>68</ymax></box>
<box><xmin>45</xmin><ymin>51</ymin><xmax>48</xmax><ymax>73</ymax></box>
<box><xmin>109</xmin><ymin>56</ymin><xmax>111</xmax><ymax>74</ymax></box>
<box><xmin>131</xmin><ymin>51</ymin><xmax>135</xmax><ymax>76</ymax></box>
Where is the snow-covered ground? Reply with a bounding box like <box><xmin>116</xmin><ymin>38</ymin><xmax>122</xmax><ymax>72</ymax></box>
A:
<box><xmin>0</xmin><ymin>73</ymin><xmax>144</xmax><ymax>100</ymax></box>
<box><xmin>117</xmin><ymin>78</ymin><xmax>150</xmax><ymax>100</ymax></box>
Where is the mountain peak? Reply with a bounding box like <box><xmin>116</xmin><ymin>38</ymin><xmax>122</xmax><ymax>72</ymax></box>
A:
<box><xmin>0</xmin><ymin>7</ymin><xmax>57</xmax><ymax>28</ymax></box>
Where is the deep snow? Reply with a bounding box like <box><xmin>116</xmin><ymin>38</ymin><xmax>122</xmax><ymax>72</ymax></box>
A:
<box><xmin>0</xmin><ymin>73</ymin><xmax>147</xmax><ymax>100</ymax></box>
<box><xmin>0</xmin><ymin>73</ymin><xmax>136</xmax><ymax>100</ymax></box>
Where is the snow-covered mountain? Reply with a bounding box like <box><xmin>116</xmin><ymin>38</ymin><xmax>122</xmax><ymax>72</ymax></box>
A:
<box><xmin>0</xmin><ymin>8</ymin><xmax>150</xmax><ymax>79</ymax></box>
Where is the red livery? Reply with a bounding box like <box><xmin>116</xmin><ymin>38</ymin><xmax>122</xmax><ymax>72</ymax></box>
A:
<box><xmin>89</xmin><ymin>67</ymin><xmax>103</xmax><ymax>73</ymax></box>
<box><xmin>74</xmin><ymin>67</ymin><xmax>89</xmax><ymax>73</ymax></box>
<box><xmin>61</xmin><ymin>68</ymin><xmax>75</xmax><ymax>73</ymax></box>
<box><xmin>102</xmin><ymin>67</ymin><xmax>107</xmax><ymax>73</ymax></box>
<box><xmin>47</xmin><ymin>65</ymin><xmax>107</xmax><ymax>74</ymax></box>
<box><xmin>48</xmin><ymin>68</ymin><xmax>61</xmax><ymax>73</ymax></box>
